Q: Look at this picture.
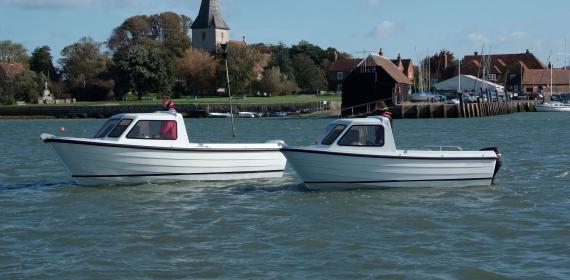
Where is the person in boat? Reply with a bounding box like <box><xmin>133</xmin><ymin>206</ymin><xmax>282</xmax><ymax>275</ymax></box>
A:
<box><xmin>374</xmin><ymin>100</ymin><xmax>393</xmax><ymax>126</ymax></box>
<box><xmin>159</xmin><ymin>97</ymin><xmax>177</xmax><ymax>139</ymax></box>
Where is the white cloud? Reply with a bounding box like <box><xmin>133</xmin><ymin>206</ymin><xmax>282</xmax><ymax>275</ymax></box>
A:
<box><xmin>465</xmin><ymin>31</ymin><xmax>528</xmax><ymax>46</ymax></box>
<box><xmin>370</xmin><ymin>20</ymin><xmax>395</xmax><ymax>39</ymax></box>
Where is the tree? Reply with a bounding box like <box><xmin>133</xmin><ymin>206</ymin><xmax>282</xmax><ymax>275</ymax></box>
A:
<box><xmin>108</xmin><ymin>12</ymin><xmax>192</xmax><ymax>57</ymax></box>
<box><xmin>257</xmin><ymin>66</ymin><xmax>298</xmax><ymax>96</ymax></box>
<box><xmin>0</xmin><ymin>40</ymin><xmax>29</xmax><ymax>63</ymax></box>
<box><xmin>177</xmin><ymin>48</ymin><xmax>217</xmax><ymax>95</ymax></box>
<box><xmin>60</xmin><ymin>37</ymin><xmax>110</xmax><ymax>88</ymax></box>
<box><xmin>269</xmin><ymin>43</ymin><xmax>296</xmax><ymax>81</ymax></box>
<box><xmin>29</xmin><ymin>45</ymin><xmax>59</xmax><ymax>81</ymax></box>
<box><xmin>292</xmin><ymin>54</ymin><xmax>327</xmax><ymax>93</ymax></box>
<box><xmin>0</xmin><ymin>70</ymin><xmax>43</xmax><ymax>104</ymax></box>
<box><xmin>219</xmin><ymin>45</ymin><xmax>262</xmax><ymax>96</ymax></box>
<box><xmin>113</xmin><ymin>44</ymin><xmax>175</xmax><ymax>99</ymax></box>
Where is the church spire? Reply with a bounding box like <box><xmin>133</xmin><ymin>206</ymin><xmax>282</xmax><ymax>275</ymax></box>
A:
<box><xmin>191</xmin><ymin>0</ymin><xmax>230</xmax><ymax>30</ymax></box>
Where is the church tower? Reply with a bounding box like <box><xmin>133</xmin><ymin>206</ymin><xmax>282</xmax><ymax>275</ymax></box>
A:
<box><xmin>191</xmin><ymin>0</ymin><xmax>230</xmax><ymax>53</ymax></box>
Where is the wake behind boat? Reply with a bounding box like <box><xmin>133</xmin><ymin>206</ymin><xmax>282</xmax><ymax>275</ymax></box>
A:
<box><xmin>281</xmin><ymin>116</ymin><xmax>502</xmax><ymax>190</ymax></box>
<box><xmin>41</xmin><ymin>111</ymin><xmax>287</xmax><ymax>185</ymax></box>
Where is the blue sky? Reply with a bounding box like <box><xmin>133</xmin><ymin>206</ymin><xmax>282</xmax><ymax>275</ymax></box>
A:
<box><xmin>1</xmin><ymin>0</ymin><xmax>569</xmax><ymax>67</ymax></box>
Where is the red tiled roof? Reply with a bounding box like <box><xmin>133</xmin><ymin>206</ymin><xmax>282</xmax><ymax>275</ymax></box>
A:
<box><xmin>462</xmin><ymin>52</ymin><xmax>546</xmax><ymax>72</ymax></box>
<box><xmin>360</xmin><ymin>55</ymin><xmax>412</xmax><ymax>84</ymax></box>
<box><xmin>0</xmin><ymin>62</ymin><xmax>25</xmax><ymax>77</ymax></box>
<box><xmin>328</xmin><ymin>59</ymin><xmax>360</xmax><ymax>72</ymax></box>
<box><xmin>522</xmin><ymin>68</ymin><xmax>570</xmax><ymax>85</ymax></box>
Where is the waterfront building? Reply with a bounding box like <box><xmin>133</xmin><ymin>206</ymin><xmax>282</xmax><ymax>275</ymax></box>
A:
<box><xmin>342</xmin><ymin>50</ymin><xmax>413</xmax><ymax>115</ymax></box>
<box><xmin>191</xmin><ymin>0</ymin><xmax>230</xmax><ymax>53</ymax></box>
<box><xmin>506</xmin><ymin>64</ymin><xmax>570</xmax><ymax>96</ymax></box>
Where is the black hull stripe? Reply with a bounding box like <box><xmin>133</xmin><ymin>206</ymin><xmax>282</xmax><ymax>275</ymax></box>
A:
<box><xmin>282</xmin><ymin>148</ymin><xmax>498</xmax><ymax>161</ymax></box>
<box><xmin>305</xmin><ymin>177</ymin><xmax>493</xmax><ymax>184</ymax></box>
<box><xmin>46</xmin><ymin>138</ymin><xmax>281</xmax><ymax>152</ymax></box>
<box><xmin>73</xmin><ymin>169</ymin><xmax>285</xmax><ymax>178</ymax></box>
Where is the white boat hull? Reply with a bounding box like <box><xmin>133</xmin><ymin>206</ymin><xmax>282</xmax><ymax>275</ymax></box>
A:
<box><xmin>536</xmin><ymin>105</ymin><xmax>570</xmax><ymax>112</ymax></box>
<box><xmin>282</xmin><ymin>148</ymin><xmax>498</xmax><ymax>190</ymax></box>
<box><xmin>47</xmin><ymin>140</ymin><xmax>286</xmax><ymax>186</ymax></box>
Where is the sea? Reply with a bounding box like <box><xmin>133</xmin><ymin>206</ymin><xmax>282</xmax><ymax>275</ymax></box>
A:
<box><xmin>1</xmin><ymin>112</ymin><xmax>569</xmax><ymax>279</ymax></box>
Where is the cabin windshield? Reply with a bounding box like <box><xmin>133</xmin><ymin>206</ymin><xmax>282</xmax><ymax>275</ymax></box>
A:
<box><xmin>337</xmin><ymin>125</ymin><xmax>385</xmax><ymax>147</ymax></box>
<box><xmin>126</xmin><ymin>120</ymin><xmax>178</xmax><ymax>140</ymax></box>
<box><xmin>319</xmin><ymin>124</ymin><xmax>347</xmax><ymax>145</ymax></box>
<box><xmin>94</xmin><ymin>118</ymin><xmax>121</xmax><ymax>138</ymax></box>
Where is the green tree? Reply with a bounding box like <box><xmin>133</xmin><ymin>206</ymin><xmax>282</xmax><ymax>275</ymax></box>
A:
<box><xmin>269</xmin><ymin>43</ymin><xmax>296</xmax><ymax>81</ymax></box>
<box><xmin>108</xmin><ymin>12</ymin><xmax>192</xmax><ymax>57</ymax></box>
<box><xmin>177</xmin><ymin>48</ymin><xmax>217</xmax><ymax>95</ymax></box>
<box><xmin>0</xmin><ymin>70</ymin><xmax>43</xmax><ymax>104</ymax></box>
<box><xmin>257</xmin><ymin>67</ymin><xmax>298</xmax><ymax>96</ymax></box>
<box><xmin>60</xmin><ymin>37</ymin><xmax>110</xmax><ymax>88</ymax></box>
<box><xmin>292</xmin><ymin>54</ymin><xmax>327</xmax><ymax>93</ymax></box>
<box><xmin>29</xmin><ymin>45</ymin><xmax>59</xmax><ymax>81</ymax></box>
<box><xmin>219</xmin><ymin>45</ymin><xmax>262</xmax><ymax>96</ymax></box>
<box><xmin>113</xmin><ymin>44</ymin><xmax>175</xmax><ymax>99</ymax></box>
<box><xmin>0</xmin><ymin>40</ymin><xmax>29</xmax><ymax>63</ymax></box>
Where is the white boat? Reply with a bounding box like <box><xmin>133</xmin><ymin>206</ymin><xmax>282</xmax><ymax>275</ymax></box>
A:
<box><xmin>208</xmin><ymin>112</ymin><xmax>233</xmax><ymax>118</ymax></box>
<box><xmin>536</xmin><ymin>102</ymin><xmax>570</xmax><ymax>112</ymax></box>
<box><xmin>41</xmin><ymin>111</ymin><xmax>287</xmax><ymax>185</ymax></box>
<box><xmin>281</xmin><ymin>116</ymin><xmax>502</xmax><ymax>190</ymax></box>
<box><xmin>238</xmin><ymin>112</ymin><xmax>257</xmax><ymax>118</ymax></box>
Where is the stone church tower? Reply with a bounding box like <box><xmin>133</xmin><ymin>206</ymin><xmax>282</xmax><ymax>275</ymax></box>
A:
<box><xmin>191</xmin><ymin>0</ymin><xmax>230</xmax><ymax>53</ymax></box>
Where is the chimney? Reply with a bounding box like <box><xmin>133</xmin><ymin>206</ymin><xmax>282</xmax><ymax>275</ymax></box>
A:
<box><xmin>397</xmin><ymin>53</ymin><xmax>401</xmax><ymax>60</ymax></box>
<box><xmin>526</xmin><ymin>49</ymin><xmax>530</xmax><ymax>54</ymax></box>
<box><xmin>333</xmin><ymin>50</ymin><xmax>338</xmax><ymax>62</ymax></box>
<box><xmin>444</xmin><ymin>52</ymin><xmax>448</xmax><ymax>69</ymax></box>
<box><xmin>474</xmin><ymin>51</ymin><xmax>479</xmax><ymax>56</ymax></box>
<box><xmin>379</xmin><ymin>48</ymin><xmax>384</xmax><ymax>56</ymax></box>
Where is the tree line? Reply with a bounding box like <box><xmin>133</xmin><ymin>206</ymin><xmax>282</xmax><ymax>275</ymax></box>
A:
<box><xmin>0</xmin><ymin>11</ymin><xmax>350</xmax><ymax>105</ymax></box>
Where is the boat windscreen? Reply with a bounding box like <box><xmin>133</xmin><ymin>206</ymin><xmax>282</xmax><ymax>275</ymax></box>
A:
<box><xmin>94</xmin><ymin>118</ymin><xmax>121</xmax><ymax>138</ymax></box>
<box><xmin>320</xmin><ymin>124</ymin><xmax>347</xmax><ymax>145</ymax></box>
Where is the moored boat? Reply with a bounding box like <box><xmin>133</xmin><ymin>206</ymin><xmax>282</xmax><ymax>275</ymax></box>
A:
<box><xmin>208</xmin><ymin>112</ymin><xmax>233</xmax><ymax>118</ymax></box>
<box><xmin>41</xmin><ymin>111</ymin><xmax>287</xmax><ymax>185</ymax></box>
<box><xmin>536</xmin><ymin>102</ymin><xmax>570</xmax><ymax>112</ymax></box>
<box><xmin>281</xmin><ymin>116</ymin><xmax>502</xmax><ymax>190</ymax></box>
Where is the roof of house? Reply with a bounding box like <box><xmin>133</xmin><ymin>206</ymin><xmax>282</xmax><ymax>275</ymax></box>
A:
<box><xmin>358</xmin><ymin>54</ymin><xmax>412</xmax><ymax>84</ymax></box>
<box><xmin>0</xmin><ymin>62</ymin><xmax>25</xmax><ymax>77</ymax></box>
<box><xmin>522</xmin><ymin>68</ymin><xmax>570</xmax><ymax>85</ymax></box>
<box><xmin>328</xmin><ymin>59</ymin><xmax>360</xmax><ymax>72</ymax></box>
<box><xmin>191</xmin><ymin>0</ymin><xmax>230</xmax><ymax>30</ymax></box>
<box><xmin>462</xmin><ymin>51</ymin><xmax>547</xmax><ymax>72</ymax></box>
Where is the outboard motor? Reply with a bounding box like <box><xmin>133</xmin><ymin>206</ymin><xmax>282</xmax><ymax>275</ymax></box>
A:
<box><xmin>480</xmin><ymin>147</ymin><xmax>502</xmax><ymax>183</ymax></box>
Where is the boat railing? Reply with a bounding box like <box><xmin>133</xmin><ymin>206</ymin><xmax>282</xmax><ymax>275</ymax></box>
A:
<box><xmin>420</xmin><ymin>145</ymin><xmax>464</xmax><ymax>151</ymax></box>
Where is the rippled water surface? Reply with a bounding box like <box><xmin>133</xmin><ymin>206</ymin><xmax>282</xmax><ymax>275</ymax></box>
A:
<box><xmin>1</xmin><ymin>113</ymin><xmax>569</xmax><ymax>279</ymax></box>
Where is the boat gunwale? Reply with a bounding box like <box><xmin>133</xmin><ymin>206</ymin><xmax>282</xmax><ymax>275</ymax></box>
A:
<box><xmin>281</xmin><ymin>147</ymin><xmax>499</xmax><ymax>161</ymax></box>
<box><xmin>45</xmin><ymin>138</ymin><xmax>283</xmax><ymax>152</ymax></box>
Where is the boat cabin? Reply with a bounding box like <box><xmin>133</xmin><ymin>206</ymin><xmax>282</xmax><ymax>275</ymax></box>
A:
<box><xmin>92</xmin><ymin>111</ymin><xmax>190</xmax><ymax>146</ymax></box>
<box><xmin>312</xmin><ymin>116</ymin><xmax>397</xmax><ymax>152</ymax></box>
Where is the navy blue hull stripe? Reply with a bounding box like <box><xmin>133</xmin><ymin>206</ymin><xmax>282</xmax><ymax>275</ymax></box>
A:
<box><xmin>305</xmin><ymin>177</ymin><xmax>493</xmax><ymax>184</ymax></box>
<box><xmin>73</xmin><ymin>169</ymin><xmax>285</xmax><ymax>178</ymax></box>
<box><xmin>46</xmin><ymin>138</ymin><xmax>281</xmax><ymax>152</ymax></box>
<box><xmin>282</xmin><ymin>148</ymin><xmax>498</xmax><ymax>161</ymax></box>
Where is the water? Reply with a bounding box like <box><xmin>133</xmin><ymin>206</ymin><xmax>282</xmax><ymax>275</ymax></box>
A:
<box><xmin>1</xmin><ymin>113</ymin><xmax>569</xmax><ymax>279</ymax></box>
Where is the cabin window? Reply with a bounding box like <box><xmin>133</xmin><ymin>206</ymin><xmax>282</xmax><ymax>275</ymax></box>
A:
<box><xmin>320</xmin><ymin>124</ymin><xmax>347</xmax><ymax>145</ymax></box>
<box><xmin>338</xmin><ymin>125</ymin><xmax>384</xmax><ymax>147</ymax></box>
<box><xmin>94</xmin><ymin>118</ymin><xmax>121</xmax><ymax>138</ymax></box>
<box><xmin>107</xmin><ymin>119</ymin><xmax>132</xmax><ymax>138</ymax></box>
<box><xmin>126</xmin><ymin>120</ymin><xmax>178</xmax><ymax>140</ymax></box>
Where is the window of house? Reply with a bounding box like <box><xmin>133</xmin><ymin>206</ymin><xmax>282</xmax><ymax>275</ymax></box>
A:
<box><xmin>202</xmin><ymin>32</ymin><xmax>206</xmax><ymax>41</ymax></box>
<box><xmin>337</xmin><ymin>125</ymin><xmax>385</xmax><ymax>147</ymax></box>
<box><xmin>337</xmin><ymin>84</ymin><xmax>343</xmax><ymax>92</ymax></box>
<box><xmin>489</xmin><ymin>74</ymin><xmax>497</xmax><ymax>81</ymax></box>
<box><xmin>319</xmin><ymin>124</ymin><xmax>347</xmax><ymax>145</ymax></box>
<box><xmin>107</xmin><ymin>119</ymin><xmax>133</xmax><ymax>138</ymax></box>
<box><xmin>126</xmin><ymin>120</ymin><xmax>177</xmax><ymax>140</ymax></box>
<box><xmin>337</xmin><ymin>72</ymin><xmax>344</xmax><ymax>80</ymax></box>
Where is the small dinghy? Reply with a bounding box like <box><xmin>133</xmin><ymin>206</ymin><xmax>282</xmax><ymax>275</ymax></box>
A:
<box><xmin>281</xmin><ymin>116</ymin><xmax>502</xmax><ymax>190</ymax></box>
<box><xmin>41</xmin><ymin>111</ymin><xmax>287</xmax><ymax>185</ymax></box>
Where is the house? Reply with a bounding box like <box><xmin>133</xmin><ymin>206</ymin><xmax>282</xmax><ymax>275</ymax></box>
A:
<box><xmin>460</xmin><ymin>49</ymin><xmax>546</xmax><ymax>85</ymax></box>
<box><xmin>329</xmin><ymin>49</ymin><xmax>413</xmax><ymax>93</ymax></box>
<box><xmin>506</xmin><ymin>63</ymin><xmax>570</xmax><ymax>95</ymax></box>
<box><xmin>191</xmin><ymin>0</ymin><xmax>230</xmax><ymax>53</ymax></box>
<box><xmin>342</xmin><ymin>52</ymin><xmax>413</xmax><ymax>115</ymax></box>
<box><xmin>0</xmin><ymin>62</ymin><xmax>25</xmax><ymax>78</ymax></box>
<box><xmin>391</xmin><ymin>54</ymin><xmax>415</xmax><ymax>82</ymax></box>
